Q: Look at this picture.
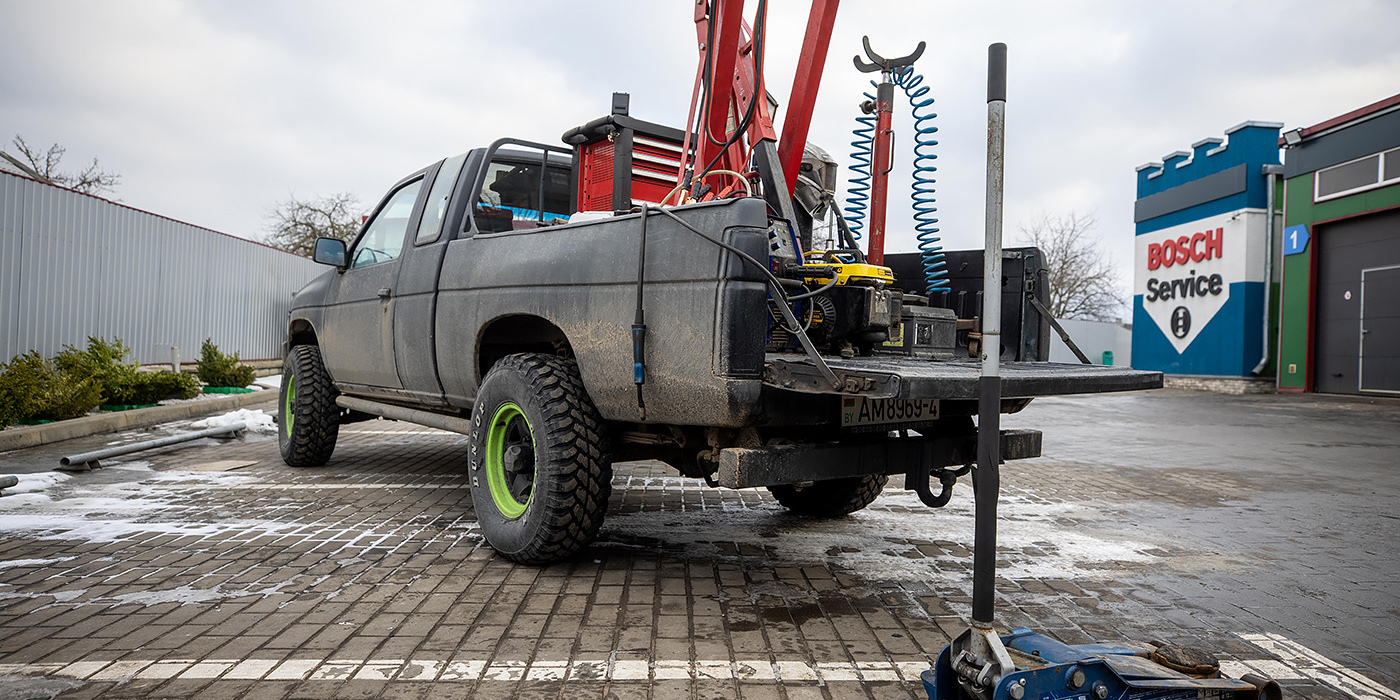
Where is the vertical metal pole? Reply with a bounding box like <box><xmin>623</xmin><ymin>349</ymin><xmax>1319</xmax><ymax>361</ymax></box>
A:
<box><xmin>867</xmin><ymin>77</ymin><xmax>895</xmax><ymax>266</ymax></box>
<box><xmin>973</xmin><ymin>42</ymin><xmax>1007</xmax><ymax>627</ymax></box>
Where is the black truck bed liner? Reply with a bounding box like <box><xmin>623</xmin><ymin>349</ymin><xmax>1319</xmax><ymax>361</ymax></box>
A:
<box><xmin>764</xmin><ymin>354</ymin><xmax>1163</xmax><ymax>399</ymax></box>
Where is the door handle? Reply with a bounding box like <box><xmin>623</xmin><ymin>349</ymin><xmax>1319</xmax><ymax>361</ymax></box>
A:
<box><xmin>377</xmin><ymin>288</ymin><xmax>392</xmax><ymax>299</ymax></box>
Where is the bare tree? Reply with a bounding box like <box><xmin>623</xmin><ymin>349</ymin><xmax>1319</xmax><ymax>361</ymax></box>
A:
<box><xmin>265</xmin><ymin>193</ymin><xmax>363</xmax><ymax>256</ymax></box>
<box><xmin>9</xmin><ymin>135</ymin><xmax>121</xmax><ymax>195</ymax></box>
<box><xmin>1018</xmin><ymin>211</ymin><xmax>1126</xmax><ymax>321</ymax></box>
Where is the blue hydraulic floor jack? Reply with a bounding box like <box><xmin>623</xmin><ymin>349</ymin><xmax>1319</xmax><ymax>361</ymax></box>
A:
<box><xmin>923</xmin><ymin>44</ymin><xmax>1282</xmax><ymax>700</ymax></box>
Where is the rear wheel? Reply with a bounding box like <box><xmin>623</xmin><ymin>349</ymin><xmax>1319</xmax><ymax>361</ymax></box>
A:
<box><xmin>279</xmin><ymin>345</ymin><xmax>339</xmax><ymax>467</ymax></box>
<box><xmin>768</xmin><ymin>474</ymin><xmax>888</xmax><ymax>516</ymax></box>
<box><xmin>468</xmin><ymin>353</ymin><xmax>611</xmax><ymax>565</ymax></box>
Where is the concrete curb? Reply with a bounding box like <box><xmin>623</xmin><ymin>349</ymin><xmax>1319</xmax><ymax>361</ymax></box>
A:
<box><xmin>0</xmin><ymin>390</ymin><xmax>278</xmax><ymax>454</ymax></box>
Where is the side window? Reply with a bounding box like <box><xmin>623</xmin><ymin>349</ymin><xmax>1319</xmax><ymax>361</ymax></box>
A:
<box><xmin>473</xmin><ymin>160</ymin><xmax>572</xmax><ymax>234</ymax></box>
<box><xmin>351</xmin><ymin>178</ymin><xmax>423</xmax><ymax>269</ymax></box>
<box><xmin>415</xmin><ymin>154</ymin><xmax>467</xmax><ymax>245</ymax></box>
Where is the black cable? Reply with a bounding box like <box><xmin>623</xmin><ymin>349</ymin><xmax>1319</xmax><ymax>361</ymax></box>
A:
<box><xmin>632</xmin><ymin>209</ymin><xmax>650</xmax><ymax>416</ymax></box>
<box><xmin>696</xmin><ymin>0</ymin><xmax>768</xmax><ymax>187</ymax></box>
<box><xmin>647</xmin><ymin>205</ymin><xmax>841</xmax><ymax>390</ymax></box>
<box><xmin>826</xmin><ymin>194</ymin><xmax>867</xmax><ymax>263</ymax></box>
<box><xmin>786</xmin><ymin>273</ymin><xmax>840</xmax><ymax>301</ymax></box>
<box><xmin>647</xmin><ymin>205</ymin><xmax>804</xmax><ymax>334</ymax></box>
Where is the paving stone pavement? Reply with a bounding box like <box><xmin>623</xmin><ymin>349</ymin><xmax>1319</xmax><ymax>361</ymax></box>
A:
<box><xmin>0</xmin><ymin>389</ymin><xmax>1396</xmax><ymax>699</ymax></box>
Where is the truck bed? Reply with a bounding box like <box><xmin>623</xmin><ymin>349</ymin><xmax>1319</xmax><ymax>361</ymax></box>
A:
<box><xmin>764</xmin><ymin>354</ymin><xmax>1163</xmax><ymax>399</ymax></box>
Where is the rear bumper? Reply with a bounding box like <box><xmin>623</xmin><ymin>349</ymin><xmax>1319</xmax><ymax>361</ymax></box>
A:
<box><xmin>716</xmin><ymin>429</ymin><xmax>1042</xmax><ymax>488</ymax></box>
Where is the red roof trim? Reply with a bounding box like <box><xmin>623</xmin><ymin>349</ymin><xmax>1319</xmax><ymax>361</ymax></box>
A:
<box><xmin>0</xmin><ymin>170</ymin><xmax>311</xmax><ymax>260</ymax></box>
<box><xmin>1279</xmin><ymin>92</ymin><xmax>1400</xmax><ymax>147</ymax></box>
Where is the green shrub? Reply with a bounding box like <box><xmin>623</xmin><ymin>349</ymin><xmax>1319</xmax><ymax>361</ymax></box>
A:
<box><xmin>55</xmin><ymin>337</ymin><xmax>201</xmax><ymax>406</ymax></box>
<box><xmin>0</xmin><ymin>351</ymin><xmax>102</xmax><ymax>423</ymax></box>
<box><xmin>0</xmin><ymin>352</ymin><xmax>46</xmax><ymax>427</ymax></box>
<box><xmin>143</xmin><ymin>370</ymin><xmax>200</xmax><ymax>401</ymax></box>
<box><xmin>197</xmin><ymin>339</ymin><xmax>256</xmax><ymax>388</ymax></box>
<box><xmin>30</xmin><ymin>369</ymin><xmax>103</xmax><ymax>421</ymax></box>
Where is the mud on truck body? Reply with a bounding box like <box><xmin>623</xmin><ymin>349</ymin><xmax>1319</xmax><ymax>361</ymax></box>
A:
<box><xmin>279</xmin><ymin>113</ymin><xmax>1160</xmax><ymax>564</ymax></box>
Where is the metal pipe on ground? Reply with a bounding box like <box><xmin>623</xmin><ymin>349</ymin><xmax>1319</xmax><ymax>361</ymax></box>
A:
<box><xmin>0</xmin><ymin>475</ymin><xmax>18</xmax><ymax>492</ymax></box>
<box><xmin>58</xmin><ymin>423</ymin><xmax>247</xmax><ymax>471</ymax></box>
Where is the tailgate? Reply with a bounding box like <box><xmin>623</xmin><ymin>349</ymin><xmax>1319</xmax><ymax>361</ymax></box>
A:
<box><xmin>763</xmin><ymin>354</ymin><xmax>1163</xmax><ymax>399</ymax></box>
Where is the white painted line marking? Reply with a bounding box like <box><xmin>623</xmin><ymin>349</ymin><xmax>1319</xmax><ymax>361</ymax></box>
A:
<box><xmin>353</xmin><ymin>660</ymin><xmax>403</xmax><ymax>680</ymax></box>
<box><xmin>858</xmin><ymin>661</ymin><xmax>902</xmax><ymax>682</ymax></box>
<box><xmin>735</xmin><ymin>660</ymin><xmax>776</xmax><ymax>681</ymax></box>
<box><xmin>135</xmin><ymin>661</ymin><xmax>191</xmax><ymax>680</ymax></box>
<box><xmin>567</xmin><ymin>660</ymin><xmax>607</xmax><ymax>681</ymax></box>
<box><xmin>695</xmin><ymin>660</ymin><xmax>732</xmax><ymax>680</ymax></box>
<box><xmin>265</xmin><ymin>659</ymin><xmax>319</xmax><ymax>680</ymax></box>
<box><xmin>21</xmin><ymin>655</ymin><xmax>949</xmax><ymax>683</ymax></box>
<box><xmin>525</xmin><ymin>660</ymin><xmax>567</xmax><ymax>681</ymax></box>
<box><xmin>1239</xmin><ymin>659</ymin><xmax>1305</xmax><ymax>681</ymax></box>
<box><xmin>1240</xmin><ymin>633</ymin><xmax>1399</xmax><ymax>700</ymax></box>
<box><xmin>610</xmin><ymin>659</ymin><xmax>648</xmax><ymax>680</ymax></box>
<box><xmin>775</xmin><ymin>661</ymin><xmax>818</xmax><ymax>681</ymax></box>
<box><xmin>654</xmin><ymin>659</ymin><xmax>690</xmax><ymax>679</ymax></box>
<box><xmin>395</xmin><ymin>660</ymin><xmax>442</xmax><ymax>681</ymax></box>
<box><xmin>179</xmin><ymin>661</ymin><xmax>234</xmax><ymax>679</ymax></box>
<box><xmin>309</xmin><ymin>661</ymin><xmax>360</xmax><ymax>680</ymax></box>
<box><xmin>481</xmin><ymin>661</ymin><xmax>526</xmax><ymax>681</ymax></box>
<box><xmin>439</xmin><ymin>660</ymin><xmax>485</xmax><ymax>680</ymax></box>
<box><xmin>817</xmin><ymin>661</ymin><xmax>860</xmax><ymax>681</ymax></box>
<box><xmin>1219</xmin><ymin>660</ymin><xmax>1253</xmax><ymax>679</ymax></box>
<box><xmin>87</xmin><ymin>660</ymin><xmax>153</xmax><ymax>680</ymax></box>
<box><xmin>224</xmin><ymin>659</ymin><xmax>279</xmax><ymax>680</ymax></box>
<box><xmin>57</xmin><ymin>661</ymin><xmax>109</xmax><ymax>679</ymax></box>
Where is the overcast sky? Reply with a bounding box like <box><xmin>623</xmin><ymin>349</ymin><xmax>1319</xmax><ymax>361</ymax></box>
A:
<box><xmin>3</xmin><ymin>0</ymin><xmax>1398</xmax><ymax>308</ymax></box>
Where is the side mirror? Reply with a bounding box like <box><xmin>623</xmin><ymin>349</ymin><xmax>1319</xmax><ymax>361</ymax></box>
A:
<box><xmin>312</xmin><ymin>237</ymin><xmax>347</xmax><ymax>268</ymax></box>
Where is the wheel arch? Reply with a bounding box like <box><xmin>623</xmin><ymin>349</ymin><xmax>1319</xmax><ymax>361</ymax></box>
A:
<box><xmin>288</xmin><ymin>317</ymin><xmax>319</xmax><ymax>349</ymax></box>
<box><xmin>476</xmin><ymin>314</ymin><xmax>574</xmax><ymax>385</ymax></box>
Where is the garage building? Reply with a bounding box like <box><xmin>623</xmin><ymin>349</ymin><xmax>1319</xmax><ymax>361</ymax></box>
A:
<box><xmin>1276</xmin><ymin>93</ymin><xmax>1400</xmax><ymax>395</ymax></box>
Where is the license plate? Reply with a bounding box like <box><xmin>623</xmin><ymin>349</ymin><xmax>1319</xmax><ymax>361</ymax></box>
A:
<box><xmin>840</xmin><ymin>396</ymin><xmax>939</xmax><ymax>428</ymax></box>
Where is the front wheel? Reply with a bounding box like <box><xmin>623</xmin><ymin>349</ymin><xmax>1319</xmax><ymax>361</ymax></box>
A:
<box><xmin>468</xmin><ymin>354</ymin><xmax>612</xmax><ymax>565</ymax></box>
<box><xmin>279</xmin><ymin>345</ymin><xmax>339</xmax><ymax>467</ymax></box>
<box><xmin>768</xmin><ymin>474</ymin><xmax>888</xmax><ymax>516</ymax></box>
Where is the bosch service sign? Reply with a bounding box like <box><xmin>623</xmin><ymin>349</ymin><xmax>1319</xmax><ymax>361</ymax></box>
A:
<box><xmin>1134</xmin><ymin>210</ymin><xmax>1263</xmax><ymax>353</ymax></box>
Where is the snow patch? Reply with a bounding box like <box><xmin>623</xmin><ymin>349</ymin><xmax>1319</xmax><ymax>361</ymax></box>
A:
<box><xmin>0</xmin><ymin>471</ymin><xmax>71</xmax><ymax>495</ymax></box>
<box><xmin>254</xmin><ymin>374</ymin><xmax>281</xmax><ymax>390</ymax></box>
<box><xmin>602</xmin><ymin>484</ymin><xmax>1161</xmax><ymax>583</ymax></box>
<box><xmin>0</xmin><ymin>557</ymin><xmax>76</xmax><ymax>570</ymax></box>
<box><xmin>190</xmin><ymin>408</ymin><xmax>276</xmax><ymax>433</ymax></box>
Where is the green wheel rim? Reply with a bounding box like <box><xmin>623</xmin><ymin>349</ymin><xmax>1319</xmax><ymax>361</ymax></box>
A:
<box><xmin>485</xmin><ymin>402</ymin><xmax>534</xmax><ymax>519</ymax></box>
<box><xmin>284</xmin><ymin>375</ymin><xmax>296</xmax><ymax>437</ymax></box>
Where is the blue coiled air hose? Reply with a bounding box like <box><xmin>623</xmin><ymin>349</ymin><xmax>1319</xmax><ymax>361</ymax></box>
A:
<box><xmin>842</xmin><ymin>68</ymin><xmax>949</xmax><ymax>294</ymax></box>
<box><xmin>842</xmin><ymin>92</ymin><xmax>876</xmax><ymax>246</ymax></box>
<box><xmin>892</xmin><ymin>66</ymin><xmax>948</xmax><ymax>293</ymax></box>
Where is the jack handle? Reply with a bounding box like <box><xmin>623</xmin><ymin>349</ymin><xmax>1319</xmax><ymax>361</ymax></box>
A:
<box><xmin>853</xmin><ymin>36</ymin><xmax>926</xmax><ymax>74</ymax></box>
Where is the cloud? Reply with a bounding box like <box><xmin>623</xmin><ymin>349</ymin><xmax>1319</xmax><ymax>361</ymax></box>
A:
<box><xmin>2</xmin><ymin>0</ymin><xmax>1396</xmax><ymax>285</ymax></box>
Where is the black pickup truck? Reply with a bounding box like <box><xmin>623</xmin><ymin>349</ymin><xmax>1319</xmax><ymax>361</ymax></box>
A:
<box><xmin>280</xmin><ymin>122</ymin><xmax>1160</xmax><ymax>565</ymax></box>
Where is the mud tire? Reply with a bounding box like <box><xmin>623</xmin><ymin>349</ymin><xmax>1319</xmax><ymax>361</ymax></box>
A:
<box><xmin>768</xmin><ymin>474</ymin><xmax>888</xmax><ymax>516</ymax></box>
<box><xmin>279</xmin><ymin>344</ymin><xmax>339</xmax><ymax>467</ymax></box>
<box><xmin>468</xmin><ymin>353</ymin><xmax>612</xmax><ymax>565</ymax></box>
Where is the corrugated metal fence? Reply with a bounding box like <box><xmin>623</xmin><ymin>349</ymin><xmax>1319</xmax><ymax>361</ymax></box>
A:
<box><xmin>1</xmin><ymin>172</ymin><xmax>325</xmax><ymax>365</ymax></box>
